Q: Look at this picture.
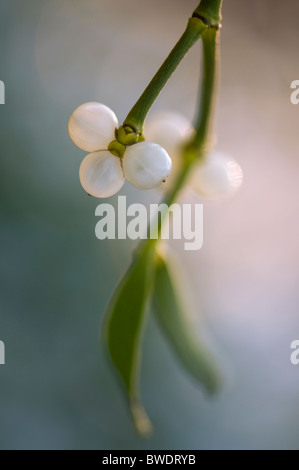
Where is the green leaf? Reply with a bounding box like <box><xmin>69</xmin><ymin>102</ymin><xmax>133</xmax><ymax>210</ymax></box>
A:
<box><xmin>102</xmin><ymin>243</ymin><xmax>156</xmax><ymax>436</ymax></box>
<box><xmin>153</xmin><ymin>254</ymin><xmax>221</xmax><ymax>394</ymax></box>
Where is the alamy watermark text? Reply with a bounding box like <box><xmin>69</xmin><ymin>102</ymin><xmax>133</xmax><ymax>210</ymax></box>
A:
<box><xmin>290</xmin><ymin>80</ymin><xmax>299</xmax><ymax>104</ymax></box>
<box><xmin>0</xmin><ymin>80</ymin><xmax>5</xmax><ymax>104</ymax></box>
<box><xmin>290</xmin><ymin>340</ymin><xmax>299</xmax><ymax>365</ymax></box>
<box><xmin>95</xmin><ymin>196</ymin><xmax>203</xmax><ymax>251</ymax></box>
<box><xmin>0</xmin><ymin>341</ymin><xmax>5</xmax><ymax>365</ymax></box>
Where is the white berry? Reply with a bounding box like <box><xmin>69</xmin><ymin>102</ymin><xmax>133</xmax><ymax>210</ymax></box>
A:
<box><xmin>79</xmin><ymin>150</ymin><xmax>125</xmax><ymax>198</ymax></box>
<box><xmin>145</xmin><ymin>111</ymin><xmax>193</xmax><ymax>156</ymax></box>
<box><xmin>190</xmin><ymin>151</ymin><xmax>243</xmax><ymax>201</ymax></box>
<box><xmin>122</xmin><ymin>142</ymin><xmax>172</xmax><ymax>189</ymax></box>
<box><xmin>144</xmin><ymin>112</ymin><xmax>193</xmax><ymax>191</ymax></box>
<box><xmin>68</xmin><ymin>102</ymin><xmax>118</xmax><ymax>152</ymax></box>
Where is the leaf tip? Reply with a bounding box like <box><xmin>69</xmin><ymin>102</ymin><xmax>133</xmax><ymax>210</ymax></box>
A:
<box><xmin>130</xmin><ymin>400</ymin><xmax>153</xmax><ymax>438</ymax></box>
<box><xmin>205</xmin><ymin>371</ymin><xmax>223</xmax><ymax>396</ymax></box>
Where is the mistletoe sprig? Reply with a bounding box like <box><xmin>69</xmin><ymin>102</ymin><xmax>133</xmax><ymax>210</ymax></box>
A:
<box><xmin>68</xmin><ymin>0</ymin><xmax>242</xmax><ymax>436</ymax></box>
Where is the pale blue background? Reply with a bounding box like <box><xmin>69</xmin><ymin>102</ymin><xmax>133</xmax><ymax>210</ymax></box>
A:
<box><xmin>1</xmin><ymin>0</ymin><xmax>299</xmax><ymax>449</ymax></box>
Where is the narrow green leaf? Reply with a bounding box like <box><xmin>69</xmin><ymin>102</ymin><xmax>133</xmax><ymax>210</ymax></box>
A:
<box><xmin>102</xmin><ymin>244</ymin><xmax>156</xmax><ymax>436</ymax></box>
<box><xmin>153</xmin><ymin>255</ymin><xmax>221</xmax><ymax>394</ymax></box>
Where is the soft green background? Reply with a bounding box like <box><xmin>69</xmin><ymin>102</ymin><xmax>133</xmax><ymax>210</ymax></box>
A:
<box><xmin>1</xmin><ymin>0</ymin><xmax>299</xmax><ymax>449</ymax></box>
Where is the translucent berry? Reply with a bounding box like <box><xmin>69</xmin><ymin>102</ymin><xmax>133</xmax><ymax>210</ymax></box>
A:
<box><xmin>123</xmin><ymin>142</ymin><xmax>172</xmax><ymax>190</ymax></box>
<box><xmin>68</xmin><ymin>102</ymin><xmax>118</xmax><ymax>152</ymax></box>
<box><xmin>145</xmin><ymin>111</ymin><xmax>193</xmax><ymax>157</ymax></box>
<box><xmin>144</xmin><ymin>112</ymin><xmax>193</xmax><ymax>190</ymax></box>
<box><xmin>190</xmin><ymin>151</ymin><xmax>243</xmax><ymax>201</ymax></box>
<box><xmin>79</xmin><ymin>150</ymin><xmax>125</xmax><ymax>198</ymax></box>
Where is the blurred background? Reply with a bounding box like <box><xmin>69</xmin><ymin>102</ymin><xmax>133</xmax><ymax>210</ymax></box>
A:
<box><xmin>1</xmin><ymin>0</ymin><xmax>299</xmax><ymax>450</ymax></box>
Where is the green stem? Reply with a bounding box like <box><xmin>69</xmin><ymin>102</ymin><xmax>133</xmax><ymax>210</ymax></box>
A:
<box><xmin>162</xmin><ymin>24</ymin><xmax>220</xmax><ymax>207</ymax></box>
<box><xmin>191</xmin><ymin>26</ymin><xmax>220</xmax><ymax>155</ymax></box>
<box><xmin>193</xmin><ymin>0</ymin><xmax>223</xmax><ymax>27</ymax></box>
<box><xmin>123</xmin><ymin>17</ymin><xmax>208</xmax><ymax>134</ymax></box>
<box><xmin>146</xmin><ymin>10</ymin><xmax>221</xmax><ymax>242</ymax></box>
<box><xmin>134</xmin><ymin>0</ymin><xmax>222</xmax><ymax>248</ymax></box>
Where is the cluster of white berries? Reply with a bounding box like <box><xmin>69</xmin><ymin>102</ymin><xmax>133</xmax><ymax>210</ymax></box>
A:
<box><xmin>68</xmin><ymin>102</ymin><xmax>243</xmax><ymax>201</ymax></box>
<box><xmin>145</xmin><ymin>112</ymin><xmax>243</xmax><ymax>201</ymax></box>
<box><xmin>68</xmin><ymin>102</ymin><xmax>172</xmax><ymax>198</ymax></box>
